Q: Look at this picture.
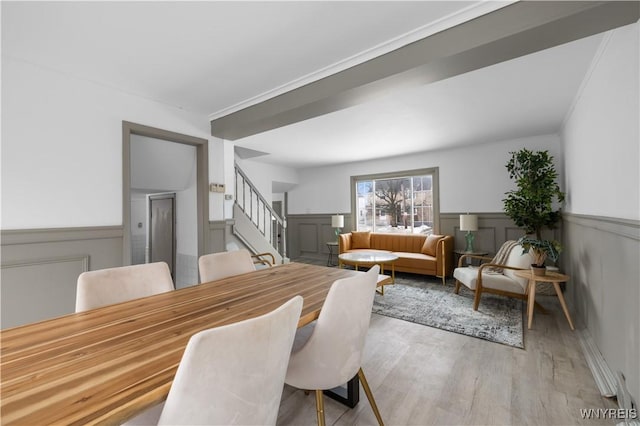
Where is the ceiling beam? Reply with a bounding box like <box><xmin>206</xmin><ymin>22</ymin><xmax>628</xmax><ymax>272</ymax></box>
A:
<box><xmin>211</xmin><ymin>1</ymin><xmax>639</xmax><ymax>140</ymax></box>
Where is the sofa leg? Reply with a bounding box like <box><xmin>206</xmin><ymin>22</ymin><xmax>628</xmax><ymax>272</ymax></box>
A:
<box><xmin>454</xmin><ymin>280</ymin><xmax>461</xmax><ymax>294</ymax></box>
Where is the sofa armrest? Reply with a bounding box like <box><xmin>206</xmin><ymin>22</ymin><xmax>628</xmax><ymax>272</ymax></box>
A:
<box><xmin>435</xmin><ymin>235</ymin><xmax>454</xmax><ymax>277</ymax></box>
<box><xmin>338</xmin><ymin>233</ymin><xmax>352</xmax><ymax>254</ymax></box>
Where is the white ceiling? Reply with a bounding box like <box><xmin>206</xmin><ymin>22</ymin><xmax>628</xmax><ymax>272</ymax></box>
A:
<box><xmin>2</xmin><ymin>1</ymin><xmax>604</xmax><ymax>168</ymax></box>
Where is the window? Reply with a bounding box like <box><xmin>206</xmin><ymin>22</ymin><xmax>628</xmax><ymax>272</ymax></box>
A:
<box><xmin>351</xmin><ymin>168</ymin><xmax>439</xmax><ymax>234</ymax></box>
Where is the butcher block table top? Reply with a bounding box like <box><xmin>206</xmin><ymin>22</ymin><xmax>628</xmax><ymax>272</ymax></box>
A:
<box><xmin>1</xmin><ymin>262</ymin><xmax>370</xmax><ymax>425</ymax></box>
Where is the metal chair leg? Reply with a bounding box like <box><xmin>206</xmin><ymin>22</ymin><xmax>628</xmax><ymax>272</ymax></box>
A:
<box><xmin>315</xmin><ymin>389</ymin><xmax>326</xmax><ymax>426</ymax></box>
<box><xmin>358</xmin><ymin>368</ymin><xmax>384</xmax><ymax>426</ymax></box>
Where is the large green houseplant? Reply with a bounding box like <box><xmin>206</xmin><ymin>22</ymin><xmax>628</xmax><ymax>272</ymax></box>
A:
<box><xmin>503</xmin><ymin>149</ymin><xmax>565</xmax><ymax>268</ymax></box>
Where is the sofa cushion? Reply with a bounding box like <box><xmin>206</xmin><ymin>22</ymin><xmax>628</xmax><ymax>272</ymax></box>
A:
<box><xmin>421</xmin><ymin>234</ymin><xmax>443</xmax><ymax>256</ymax></box>
<box><xmin>393</xmin><ymin>252</ymin><xmax>436</xmax><ymax>274</ymax></box>
<box><xmin>393</xmin><ymin>251</ymin><xmax>432</xmax><ymax>261</ymax></box>
<box><xmin>370</xmin><ymin>233</ymin><xmax>426</xmax><ymax>252</ymax></box>
<box><xmin>351</xmin><ymin>231</ymin><xmax>371</xmax><ymax>249</ymax></box>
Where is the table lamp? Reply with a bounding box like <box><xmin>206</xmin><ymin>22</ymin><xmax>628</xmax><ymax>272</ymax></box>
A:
<box><xmin>331</xmin><ymin>214</ymin><xmax>344</xmax><ymax>240</ymax></box>
<box><xmin>460</xmin><ymin>214</ymin><xmax>478</xmax><ymax>252</ymax></box>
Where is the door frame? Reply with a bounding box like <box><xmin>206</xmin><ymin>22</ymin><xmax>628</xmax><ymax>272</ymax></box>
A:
<box><xmin>122</xmin><ymin>121</ymin><xmax>209</xmax><ymax>266</ymax></box>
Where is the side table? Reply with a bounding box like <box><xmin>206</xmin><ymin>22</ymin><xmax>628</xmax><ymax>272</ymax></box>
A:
<box><xmin>454</xmin><ymin>250</ymin><xmax>489</xmax><ymax>267</ymax></box>
<box><xmin>326</xmin><ymin>241</ymin><xmax>339</xmax><ymax>266</ymax></box>
<box><xmin>514</xmin><ymin>270</ymin><xmax>574</xmax><ymax>330</ymax></box>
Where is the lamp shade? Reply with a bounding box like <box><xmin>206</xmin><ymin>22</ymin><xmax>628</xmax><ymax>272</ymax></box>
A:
<box><xmin>459</xmin><ymin>214</ymin><xmax>478</xmax><ymax>232</ymax></box>
<box><xmin>331</xmin><ymin>215</ymin><xmax>344</xmax><ymax>228</ymax></box>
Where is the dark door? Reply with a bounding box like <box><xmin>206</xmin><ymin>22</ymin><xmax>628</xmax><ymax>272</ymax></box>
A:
<box><xmin>149</xmin><ymin>193</ymin><xmax>176</xmax><ymax>279</ymax></box>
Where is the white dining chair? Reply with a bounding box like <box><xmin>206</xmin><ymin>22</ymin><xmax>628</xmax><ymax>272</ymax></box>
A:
<box><xmin>75</xmin><ymin>262</ymin><xmax>174</xmax><ymax>312</ymax></box>
<box><xmin>285</xmin><ymin>265</ymin><xmax>383</xmax><ymax>426</ymax></box>
<box><xmin>124</xmin><ymin>295</ymin><xmax>303</xmax><ymax>426</ymax></box>
<box><xmin>198</xmin><ymin>249</ymin><xmax>256</xmax><ymax>282</ymax></box>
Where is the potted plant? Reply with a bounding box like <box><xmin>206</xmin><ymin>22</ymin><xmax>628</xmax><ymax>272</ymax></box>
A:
<box><xmin>503</xmin><ymin>149</ymin><xmax>565</xmax><ymax>272</ymax></box>
<box><xmin>517</xmin><ymin>236</ymin><xmax>562</xmax><ymax>275</ymax></box>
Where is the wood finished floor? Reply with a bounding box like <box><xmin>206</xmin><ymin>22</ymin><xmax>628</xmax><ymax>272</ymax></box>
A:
<box><xmin>278</xmin><ymin>258</ymin><xmax>616</xmax><ymax>426</ymax></box>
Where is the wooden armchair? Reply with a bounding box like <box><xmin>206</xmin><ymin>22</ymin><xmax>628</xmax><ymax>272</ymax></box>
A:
<box><xmin>453</xmin><ymin>241</ymin><xmax>534</xmax><ymax>310</ymax></box>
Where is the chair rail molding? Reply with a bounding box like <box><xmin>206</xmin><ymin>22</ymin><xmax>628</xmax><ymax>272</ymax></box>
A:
<box><xmin>1</xmin><ymin>226</ymin><xmax>124</xmax><ymax>245</ymax></box>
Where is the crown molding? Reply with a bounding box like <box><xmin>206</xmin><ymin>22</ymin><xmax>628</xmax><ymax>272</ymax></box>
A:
<box><xmin>207</xmin><ymin>1</ymin><xmax>514</xmax><ymax>121</ymax></box>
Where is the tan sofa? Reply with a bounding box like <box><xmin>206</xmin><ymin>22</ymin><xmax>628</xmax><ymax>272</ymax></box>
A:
<box><xmin>338</xmin><ymin>232</ymin><xmax>454</xmax><ymax>284</ymax></box>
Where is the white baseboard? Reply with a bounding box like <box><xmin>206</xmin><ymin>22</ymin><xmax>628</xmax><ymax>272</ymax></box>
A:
<box><xmin>577</xmin><ymin>328</ymin><xmax>617</xmax><ymax>397</ymax></box>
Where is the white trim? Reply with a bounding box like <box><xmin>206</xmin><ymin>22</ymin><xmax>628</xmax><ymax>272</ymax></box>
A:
<box><xmin>207</xmin><ymin>1</ymin><xmax>515</xmax><ymax>121</ymax></box>
<box><xmin>561</xmin><ymin>29</ymin><xmax>614</xmax><ymax>129</ymax></box>
<box><xmin>577</xmin><ymin>328</ymin><xmax>618</xmax><ymax>397</ymax></box>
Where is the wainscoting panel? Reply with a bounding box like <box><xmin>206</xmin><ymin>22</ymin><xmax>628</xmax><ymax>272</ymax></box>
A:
<box><xmin>207</xmin><ymin>220</ymin><xmax>231</xmax><ymax>254</ymax></box>
<box><xmin>1</xmin><ymin>226</ymin><xmax>123</xmax><ymax>329</ymax></box>
<box><xmin>287</xmin><ymin>214</ymin><xmax>354</xmax><ymax>260</ymax></box>
<box><xmin>1</xmin><ymin>256</ymin><xmax>88</xmax><ymax>328</ymax></box>
<box><xmin>175</xmin><ymin>253</ymin><xmax>198</xmax><ymax>288</ymax></box>
<box><xmin>440</xmin><ymin>213</ymin><xmax>561</xmax><ymax>257</ymax></box>
<box><xmin>298</xmin><ymin>224</ymin><xmax>319</xmax><ymax>253</ymax></box>
<box><xmin>562</xmin><ymin>213</ymin><xmax>639</xmax><ymax>402</ymax></box>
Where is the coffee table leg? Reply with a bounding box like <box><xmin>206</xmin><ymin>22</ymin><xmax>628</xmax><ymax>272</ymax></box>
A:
<box><xmin>527</xmin><ymin>279</ymin><xmax>536</xmax><ymax>329</ymax></box>
<box><xmin>552</xmin><ymin>282</ymin><xmax>575</xmax><ymax>330</ymax></box>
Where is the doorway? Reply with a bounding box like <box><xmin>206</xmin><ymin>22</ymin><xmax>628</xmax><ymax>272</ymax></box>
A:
<box><xmin>122</xmin><ymin>121</ymin><xmax>209</xmax><ymax>288</ymax></box>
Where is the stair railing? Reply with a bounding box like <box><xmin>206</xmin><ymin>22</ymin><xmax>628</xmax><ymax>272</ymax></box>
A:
<box><xmin>234</xmin><ymin>164</ymin><xmax>287</xmax><ymax>260</ymax></box>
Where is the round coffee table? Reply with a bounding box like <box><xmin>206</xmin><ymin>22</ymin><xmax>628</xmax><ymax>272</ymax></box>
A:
<box><xmin>338</xmin><ymin>251</ymin><xmax>399</xmax><ymax>295</ymax></box>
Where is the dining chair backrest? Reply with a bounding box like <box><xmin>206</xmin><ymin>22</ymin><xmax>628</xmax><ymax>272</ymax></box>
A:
<box><xmin>285</xmin><ymin>265</ymin><xmax>379</xmax><ymax>390</ymax></box>
<box><xmin>198</xmin><ymin>249</ymin><xmax>255</xmax><ymax>283</ymax></box>
<box><xmin>75</xmin><ymin>262</ymin><xmax>174</xmax><ymax>312</ymax></box>
<box><xmin>158</xmin><ymin>295</ymin><xmax>303</xmax><ymax>425</ymax></box>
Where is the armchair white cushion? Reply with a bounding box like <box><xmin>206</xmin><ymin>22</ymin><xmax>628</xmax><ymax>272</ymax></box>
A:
<box><xmin>454</xmin><ymin>242</ymin><xmax>533</xmax><ymax>310</ymax></box>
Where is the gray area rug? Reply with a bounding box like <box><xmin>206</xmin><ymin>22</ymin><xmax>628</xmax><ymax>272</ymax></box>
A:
<box><xmin>373</xmin><ymin>274</ymin><xmax>525</xmax><ymax>349</ymax></box>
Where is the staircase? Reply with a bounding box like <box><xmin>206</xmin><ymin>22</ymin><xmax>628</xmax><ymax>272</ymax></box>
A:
<box><xmin>233</xmin><ymin>164</ymin><xmax>287</xmax><ymax>264</ymax></box>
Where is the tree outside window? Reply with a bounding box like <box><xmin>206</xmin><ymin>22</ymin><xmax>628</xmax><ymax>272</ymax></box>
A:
<box><xmin>353</xmin><ymin>170</ymin><xmax>436</xmax><ymax>234</ymax></box>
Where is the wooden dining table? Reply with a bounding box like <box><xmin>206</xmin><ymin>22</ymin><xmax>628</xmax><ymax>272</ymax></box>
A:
<box><xmin>1</xmin><ymin>262</ymin><xmax>386</xmax><ymax>425</ymax></box>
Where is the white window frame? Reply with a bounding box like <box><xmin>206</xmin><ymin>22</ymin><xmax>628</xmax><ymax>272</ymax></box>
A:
<box><xmin>350</xmin><ymin>167</ymin><xmax>440</xmax><ymax>234</ymax></box>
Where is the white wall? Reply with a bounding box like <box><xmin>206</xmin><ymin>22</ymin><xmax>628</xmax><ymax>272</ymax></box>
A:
<box><xmin>130</xmin><ymin>192</ymin><xmax>147</xmax><ymax>264</ymax></box>
<box><xmin>130</xmin><ymin>135</ymin><xmax>197</xmax><ymax>192</ymax></box>
<box><xmin>207</xmin><ymin>136</ymin><xmax>229</xmax><ymax>221</ymax></box>
<box><xmin>563</xmin><ymin>24</ymin><xmax>639</xmax><ymax>221</ymax></box>
<box><xmin>130</xmin><ymin>135</ymin><xmax>198</xmax><ymax>257</ymax></box>
<box><xmin>1</xmin><ymin>57</ymin><xmax>222</xmax><ymax>229</ymax></box>
<box><xmin>561</xmin><ymin>22</ymin><xmax>639</xmax><ymax>403</ymax></box>
<box><xmin>287</xmin><ymin>133</ymin><xmax>562</xmax><ymax>215</ymax></box>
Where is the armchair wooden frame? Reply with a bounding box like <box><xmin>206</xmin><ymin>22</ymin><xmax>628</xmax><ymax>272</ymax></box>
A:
<box><xmin>454</xmin><ymin>254</ymin><xmax>547</xmax><ymax>312</ymax></box>
<box><xmin>435</xmin><ymin>237</ymin><xmax>449</xmax><ymax>285</ymax></box>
